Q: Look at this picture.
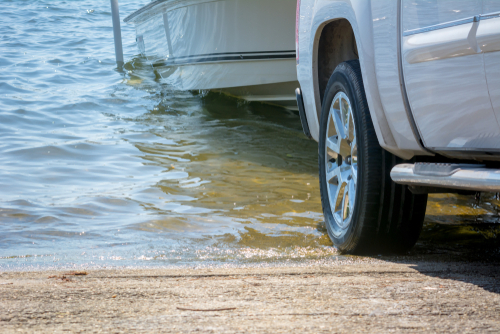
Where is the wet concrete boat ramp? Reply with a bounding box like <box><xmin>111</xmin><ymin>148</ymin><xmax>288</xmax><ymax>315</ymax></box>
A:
<box><xmin>1</xmin><ymin>256</ymin><xmax>499</xmax><ymax>333</ymax></box>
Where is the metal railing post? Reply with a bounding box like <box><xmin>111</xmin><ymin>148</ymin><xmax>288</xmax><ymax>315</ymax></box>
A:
<box><xmin>110</xmin><ymin>0</ymin><xmax>124</xmax><ymax>65</ymax></box>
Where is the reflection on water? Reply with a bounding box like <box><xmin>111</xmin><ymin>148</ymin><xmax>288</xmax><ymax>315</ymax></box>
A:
<box><xmin>0</xmin><ymin>0</ymin><xmax>499</xmax><ymax>270</ymax></box>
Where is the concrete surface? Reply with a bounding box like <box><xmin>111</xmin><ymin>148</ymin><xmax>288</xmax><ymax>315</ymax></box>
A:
<box><xmin>1</xmin><ymin>258</ymin><xmax>499</xmax><ymax>333</ymax></box>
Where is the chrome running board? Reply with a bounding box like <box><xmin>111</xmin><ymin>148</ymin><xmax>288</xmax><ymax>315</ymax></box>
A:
<box><xmin>391</xmin><ymin>163</ymin><xmax>500</xmax><ymax>192</ymax></box>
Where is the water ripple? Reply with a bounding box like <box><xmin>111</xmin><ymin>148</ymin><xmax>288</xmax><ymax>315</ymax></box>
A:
<box><xmin>1</xmin><ymin>0</ymin><xmax>498</xmax><ymax>271</ymax></box>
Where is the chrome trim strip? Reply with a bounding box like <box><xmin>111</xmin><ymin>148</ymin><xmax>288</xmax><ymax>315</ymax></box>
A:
<box><xmin>480</xmin><ymin>11</ymin><xmax>500</xmax><ymax>20</ymax></box>
<box><xmin>403</xmin><ymin>12</ymin><xmax>500</xmax><ymax>37</ymax></box>
<box><xmin>403</xmin><ymin>17</ymin><xmax>475</xmax><ymax>36</ymax></box>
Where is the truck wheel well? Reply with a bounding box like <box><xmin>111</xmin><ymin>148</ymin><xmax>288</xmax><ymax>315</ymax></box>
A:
<box><xmin>317</xmin><ymin>19</ymin><xmax>359</xmax><ymax>103</ymax></box>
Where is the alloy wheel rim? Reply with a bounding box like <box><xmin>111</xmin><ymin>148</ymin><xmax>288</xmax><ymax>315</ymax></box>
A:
<box><xmin>325</xmin><ymin>92</ymin><xmax>358</xmax><ymax>230</ymax></box>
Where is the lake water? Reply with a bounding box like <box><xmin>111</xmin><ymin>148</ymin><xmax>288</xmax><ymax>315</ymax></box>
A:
<box><xmin>1</xmin><ymin>0</ymin><xmax>499</xmax><ymax>270</ymax></box>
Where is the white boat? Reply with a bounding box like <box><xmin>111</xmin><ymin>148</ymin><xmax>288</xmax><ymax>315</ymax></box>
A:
<box><xmin>124</xmin><ymin>0</ymin><xmax>299</xmax><ymax>110</ymax></box>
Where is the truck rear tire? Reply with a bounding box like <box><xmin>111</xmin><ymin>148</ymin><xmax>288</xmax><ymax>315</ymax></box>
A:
<box><xmin>318</xmin><ymin>60</ymin><xmax>428</xmax><ymax>254</ymax></box>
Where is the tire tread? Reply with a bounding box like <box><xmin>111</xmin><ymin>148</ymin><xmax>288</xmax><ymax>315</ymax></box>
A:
<box><xmin>319</xmin><ymin>59</ymin><xmax>427</xmax><ymax>254</ymax></box>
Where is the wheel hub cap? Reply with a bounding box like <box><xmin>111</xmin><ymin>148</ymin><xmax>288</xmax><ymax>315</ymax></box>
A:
<box><xmin>325</xmin><ymin>92</ymin><xmax>358</xmax><ymax>229</ymax></box>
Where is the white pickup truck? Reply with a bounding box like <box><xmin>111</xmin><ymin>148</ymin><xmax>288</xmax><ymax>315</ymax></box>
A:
<box><xmin>295</xmin><ymin>0</ymin><xmax>500</xmax><ymax>253</ymax></box>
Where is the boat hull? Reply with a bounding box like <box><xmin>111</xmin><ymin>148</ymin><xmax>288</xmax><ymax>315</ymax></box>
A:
<box><xmin>125</xmin><ymin>0</ymin><xmax>298</xmax><ymax>110</ymax></box>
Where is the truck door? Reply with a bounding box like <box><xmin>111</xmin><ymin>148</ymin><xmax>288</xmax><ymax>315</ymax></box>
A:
<box><xmin>480</xmin><ymin>2</ymin><xmax>500</xmax><ymax>131</ymax></box>
<box><xmin>401</xmin><ymin>0</ymin><xmax>500</xmax><ymax>151</ymax></box>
